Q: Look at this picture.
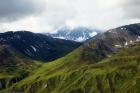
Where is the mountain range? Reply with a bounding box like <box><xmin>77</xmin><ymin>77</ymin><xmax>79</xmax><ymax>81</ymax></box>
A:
<box><xmin>0</xmin><ymin>23</ymin><xmax>140</xmax><ymax>93</ymax></box>
<box><xmin>0</xmin><ymin>31</ymin><xmax>81</xmax><ymax>61</ymax></box>
<box><xmin>46</xmin><ymin>27</ymin><xmax>100</xmax><ymax>42</ymax></box>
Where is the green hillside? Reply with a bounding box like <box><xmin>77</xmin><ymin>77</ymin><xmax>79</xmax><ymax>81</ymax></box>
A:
<box><xmin>5</xmin><ymin>42</ymin><xmax>140</xmax><ymax>93</ymax></box>
<box><xmin>0</xmin><ymin>44</ymin><xmax>42</xmax><ymax>91</ymax></box>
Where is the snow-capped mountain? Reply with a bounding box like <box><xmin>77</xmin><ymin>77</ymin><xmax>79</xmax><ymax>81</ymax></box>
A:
<box><xmin>46</xmin><ymin>27</ymin><xmax>100</xmax><ymax>42</ymax></box>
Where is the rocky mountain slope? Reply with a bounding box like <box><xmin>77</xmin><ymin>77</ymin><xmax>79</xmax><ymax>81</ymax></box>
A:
<box><xmin>1</xmin><ymin>23</ymin><xmax>140</xmax><ymax>93</ymax></box>
<box><xmin>0</xmin><ymin>31</ymin><xmax>81</xmax><ymax>61</ymax></box>
<box><xmin>81</xmin><ymin>23</ymin><xmax>140</xmax><ymax>62</ymax></box>
<box><xmin>46</xmin><ymin>27</ymin><xmax>100</xmax><ymax>42</ymax></box>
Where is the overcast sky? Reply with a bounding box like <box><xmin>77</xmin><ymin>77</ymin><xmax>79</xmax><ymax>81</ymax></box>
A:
<box><xmin>0</xmin><ymin>0</ymin><xmax>140</xmax><ymax>33</ymax></box>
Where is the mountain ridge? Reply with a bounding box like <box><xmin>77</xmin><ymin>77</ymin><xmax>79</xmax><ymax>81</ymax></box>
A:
<box><xmin>0</xmin><ymin>31</ymin><xmax>81</xmax><ymax>62</ymax></box>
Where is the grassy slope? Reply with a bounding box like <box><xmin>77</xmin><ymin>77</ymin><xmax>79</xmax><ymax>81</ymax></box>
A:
<box><xmin>7</xmin><ymin>42</ymin><xmax>140</xmax><ymax>93</ymax></box>
<box><xmin>0</xmin><ymin>45</ymin><xmax>43</xmax><ymax>92</ymax></box>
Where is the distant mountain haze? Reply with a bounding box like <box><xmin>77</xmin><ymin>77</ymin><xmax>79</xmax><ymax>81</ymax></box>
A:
<box><xmin>45</xmin><ymin>26</ymin><xmax>101</xmax><ymax>42</ymax></box>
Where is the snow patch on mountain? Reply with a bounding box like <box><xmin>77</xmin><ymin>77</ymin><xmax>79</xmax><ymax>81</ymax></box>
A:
<box><xmin>30</xmin><ymin>46</ymin><xmax>37</xmax><ymax>52</ymax></box>
<box><xmin>54</xmin><ymin>36</ymin><xmax>65</xmax><ymax>39</ymax></box>
<box><xmin>45</xmin><ymin>26</ymin><xmax>100</xmax><ymax>42</ymax></box>
<box><xmin>89</xmin><ymin>32</ymin><xmax>97</xmax><ymax>37</ymax></box>
<box><xmin>76</xmin><ymin>37</ymin><xmax>86</xmax><ymax>42</ymax></box>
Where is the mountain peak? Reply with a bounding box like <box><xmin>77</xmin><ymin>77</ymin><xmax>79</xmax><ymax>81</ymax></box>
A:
<box><xmin>46</xmin><ymin>26</ymin><xmax>101</xmax><ymax>42</ymax></box>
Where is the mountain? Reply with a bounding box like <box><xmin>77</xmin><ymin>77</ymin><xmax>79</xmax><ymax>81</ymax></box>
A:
<box><xmin>46</xmin><ymin>27</ymin><xmax>100</xmax><ymax>42</ymax></box>
<box><xmin>81</xmin><ymin>23</ymin><xmax>140</xmax><ymax>62</ymax></box>
<box><xmin>0</xmin><ymin>31</ymin><xmax>80</xmax><ymax>91</ymax></box>
<box><xmin>5</xmin><ymin>23</ymin><xmax>140</xmax><ymax>93</ymax></box>
<box><xmin>0</xmin><ymin>31</ymin><xmax>81</xmax><ymax>61</ymax></box>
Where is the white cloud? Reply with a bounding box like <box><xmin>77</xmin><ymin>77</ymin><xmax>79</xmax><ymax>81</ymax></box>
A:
<box><xmin>0</xmin><ymin>0</ymin><xmax>46</xmax><ymax>22</ymax></box>
<box><xmin>0</xmin><ymin>0</ymin><xmax>140</xmax><ymax>33</ymax></box>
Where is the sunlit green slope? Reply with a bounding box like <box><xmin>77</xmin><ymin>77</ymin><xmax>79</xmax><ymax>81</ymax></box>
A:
<box><xmin>7</xmin><ymin>42</ymin><xmax>140</xmax><ymax>93</ymax></box>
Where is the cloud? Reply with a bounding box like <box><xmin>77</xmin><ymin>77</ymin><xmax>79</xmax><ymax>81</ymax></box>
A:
<box><xmin>122</xmin><ymin>0</ymin><xmax>140</xmax><ymax>19</ymax></box>
<box><xmin>0</xmin><ymin>0</ymin><xmax>140</xmax><ymax>33</ymax></box>
<box><xmin>0</xmin><ymin>0</ymin><xmax>46</xmax><ymax>22</ymax></box>
<box><xmin>42</xmin><ymin>0</ymin><xmax>76</xmax><ymax>28</ymax></box>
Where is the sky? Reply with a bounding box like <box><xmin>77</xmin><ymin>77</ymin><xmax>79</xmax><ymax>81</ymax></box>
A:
<box><xmin>0</xmin><ymin>0</ymin><xmax>140</xmax><ymax>33</ymax></box>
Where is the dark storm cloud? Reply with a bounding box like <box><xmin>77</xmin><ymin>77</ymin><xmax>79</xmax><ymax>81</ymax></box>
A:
<box><xmin>0</xmin><ymin>0</ymin><xmax>45</xmax><ymax>22</ymax></box>
<box><xmin>123</xmin><ymin>0</ymin><xmax>140</xmax><ymax>19</ymax></box>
